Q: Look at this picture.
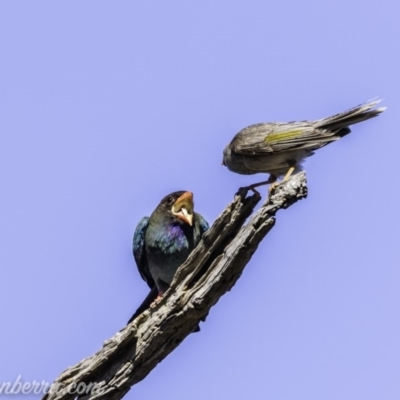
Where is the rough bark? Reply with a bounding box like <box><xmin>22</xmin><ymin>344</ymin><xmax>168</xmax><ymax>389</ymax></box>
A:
<box><xmin>42</xmin><ymin>172</ymin><xmax>307</xmax><ymax>400</ymax></box>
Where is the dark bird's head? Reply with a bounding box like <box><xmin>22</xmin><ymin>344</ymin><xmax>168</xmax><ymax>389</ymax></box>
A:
<box><xmin>153</xmin><ymin>191</ymin><xmax>194</xmax><ymax>226</ymax></box>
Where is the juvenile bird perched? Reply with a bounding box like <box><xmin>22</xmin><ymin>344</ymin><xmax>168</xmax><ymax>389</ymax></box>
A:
<box><xmin>222</xmin><ymin>100</ymin><xmax>385</xmax><ymax>187</ymax></box>
<box><xmin>128</xmin><ymin>191</ymin><xmax>209</xmax><ymax>324</ymax></box>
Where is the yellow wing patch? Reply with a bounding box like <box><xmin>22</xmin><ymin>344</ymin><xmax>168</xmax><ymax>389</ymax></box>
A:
<box><xmin>265</xmin><ymin>129</ymin><xmax>303</xmax><ymax>144</ymax></box>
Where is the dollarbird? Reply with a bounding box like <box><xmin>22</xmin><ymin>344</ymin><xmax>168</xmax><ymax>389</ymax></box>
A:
<box><xmin>222</xmin><ymin>100</ymin><xmax>385</xmax><ymax>188</ymax></box>
<box><xmin>128</xmin><ymin>191</ymin><xmax>209</xmax><ymax>324</ymax></box>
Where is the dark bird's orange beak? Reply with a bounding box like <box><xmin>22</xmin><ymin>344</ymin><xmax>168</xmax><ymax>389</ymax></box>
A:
<box><xmin>172</xmin><ymin>191</ymin><xmax>194</xmax><ymax>226</ymax></box>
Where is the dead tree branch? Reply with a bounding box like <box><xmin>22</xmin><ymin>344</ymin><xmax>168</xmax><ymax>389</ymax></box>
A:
<box><xmin>42</xmin><ymin>172</ymin><xmax>307</xmax><ymax>400</ymax></box>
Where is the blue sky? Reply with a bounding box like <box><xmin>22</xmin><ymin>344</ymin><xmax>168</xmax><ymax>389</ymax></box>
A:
<box><xmin>1</xmin><ymin>1</ymin><xmax>399</xmax><ymax>399</ymax></box>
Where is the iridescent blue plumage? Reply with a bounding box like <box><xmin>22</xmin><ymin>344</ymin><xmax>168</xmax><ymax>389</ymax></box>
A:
<box><xmin>132</xmin><ymin>216</ymin><xmax>152</xmax><ymax>288</ymax></box>
<box><xmin>128</xmin><ymin>191</ymin><xmax>209</xmax><ymax>324</ymax></box>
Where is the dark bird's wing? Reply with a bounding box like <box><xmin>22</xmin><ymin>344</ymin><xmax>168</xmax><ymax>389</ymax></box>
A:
<box><xmin>132</xmin><ymin>216</ymin><xmax>154</xmax><ymax>289</ymax></box>
<box><xmin>197</xmin><ymin>213</ymin><xmax>209</xmax><ymax>236</ymax></box>
<box><xmin>129</xmin><ymin>216</ymin><xmax>159</xmax><ymax>324</ymax></box>
<box><xmin>191</xmin><ymin>213</ymin><xmax>210</xmax><ymax>332</ymax></box>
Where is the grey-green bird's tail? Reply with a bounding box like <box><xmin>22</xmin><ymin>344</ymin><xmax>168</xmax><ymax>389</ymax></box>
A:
<box><xmin>315</xmin><ymin>99</ymin><xmax>386</xmax><ymax>137</ymax></box>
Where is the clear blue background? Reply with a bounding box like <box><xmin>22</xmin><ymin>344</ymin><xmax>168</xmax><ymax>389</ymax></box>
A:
<box><xmin>1</xmin><ymin>1</ymin><xmax>399</xmax><ymax>399</ymax></box>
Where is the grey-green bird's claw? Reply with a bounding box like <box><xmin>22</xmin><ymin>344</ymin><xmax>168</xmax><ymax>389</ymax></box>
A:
<box><xmin>222</xmin><ymin>100</ymin><xmax>386</xmax><ymax>182</ymax></box>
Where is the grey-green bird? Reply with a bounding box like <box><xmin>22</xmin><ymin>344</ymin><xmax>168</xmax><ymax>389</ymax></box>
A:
<box><xmin>222</xmin><ymin>100</ymin><xmax>385</xmax><ymax>186</ymax></box>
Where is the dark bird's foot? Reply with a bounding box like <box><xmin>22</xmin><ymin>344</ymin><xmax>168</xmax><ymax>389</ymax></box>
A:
<box><xmin>150</xmin><ymin>292</ymin><xmax>164</xmax><ymax>308</ymax></box>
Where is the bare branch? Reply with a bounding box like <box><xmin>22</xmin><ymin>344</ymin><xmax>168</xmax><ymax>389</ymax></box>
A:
<box><xmin>42</xmin><ymin>172</ymin><xmax>307</xmax><ymax>400</ymax></box>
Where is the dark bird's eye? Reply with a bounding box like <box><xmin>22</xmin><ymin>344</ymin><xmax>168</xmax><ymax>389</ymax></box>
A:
<box><xmin>166</xmin><ymin>196</ymin><xmax>174</xmax><ymax>205</ymax></box>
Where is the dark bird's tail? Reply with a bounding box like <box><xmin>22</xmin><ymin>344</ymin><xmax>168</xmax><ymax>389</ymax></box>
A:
<box><xmin>316</xmin><ymin>99</ymin><xmax>386</xmax><ymax>137</ymax></box>
<box><xmin>127</xmin><ymin>286</ymin><xmax>158</xmax><ymax>324</ymax></box>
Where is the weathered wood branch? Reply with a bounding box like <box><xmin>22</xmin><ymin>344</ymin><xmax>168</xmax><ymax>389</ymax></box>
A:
<box><xmin>42</xmin><ymin>172</ymin><xmax>307</xmax><ymax>400</ymax></box>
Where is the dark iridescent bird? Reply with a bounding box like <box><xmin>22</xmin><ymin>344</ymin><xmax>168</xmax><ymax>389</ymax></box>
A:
<box><xmin>128</xmin><ymin>191</ymin><xmax>209</xmax><ymax>324</ymax></box>
<box><xmin>222</xmin><ymin>100</ymin><xmax>385</xmax><ymax>188</ymax></box>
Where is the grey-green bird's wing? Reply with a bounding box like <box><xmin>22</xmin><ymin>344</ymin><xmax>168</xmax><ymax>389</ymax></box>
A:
<box><xmin>132</xmin><ymin>216</ymin><xmax>155</xmax><ymax>289</ymax></box>
<box><xmin>230</xmin><ymin>122</ymin><xmax>339</xmax><ymax>155</ymax></box>
<box><xmin>230</xmin><ymin>100</ymin><xmax>385</xmax><ymax>156</ymax></box>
